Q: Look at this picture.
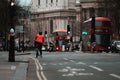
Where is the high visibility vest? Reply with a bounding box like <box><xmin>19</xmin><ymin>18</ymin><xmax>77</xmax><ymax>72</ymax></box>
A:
<box><xmin>35</xmin><ymin>34</ymin><xmax>44</xmax><ymax>43</ymax></box>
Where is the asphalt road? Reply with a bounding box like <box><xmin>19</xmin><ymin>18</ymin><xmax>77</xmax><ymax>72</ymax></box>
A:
<box><xmin>29</xmin><ymin>51</ymin><xmax>120</xmax><ymax>80</ymax></box>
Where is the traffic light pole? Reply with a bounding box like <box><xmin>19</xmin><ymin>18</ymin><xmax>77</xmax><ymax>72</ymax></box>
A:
<box><xmin>9</xmin><ymin>30</ymin><xmax>15</xmax><ymax>62</ymax></box>
<box><xmin>91</xmin><ymin>17</ymin><xmax>95</xmax><ymax>42</ymax></box>
<box><xmin>8</xmin><ymin>0</ymin><xmax>15</xmax><ymax>62</ymax></box>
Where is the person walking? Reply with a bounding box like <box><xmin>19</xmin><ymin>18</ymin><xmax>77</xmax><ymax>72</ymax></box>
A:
<box><xmin>35</xmin><ymin>32</ymin><xmax>44</xmax><ymax>58</ymax></box>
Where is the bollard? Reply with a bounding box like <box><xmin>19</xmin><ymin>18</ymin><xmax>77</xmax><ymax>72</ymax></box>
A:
<box><xmin>62</xmin><ymin>45</ymin><xmax>65</xmax><ymax>51</ymax></box>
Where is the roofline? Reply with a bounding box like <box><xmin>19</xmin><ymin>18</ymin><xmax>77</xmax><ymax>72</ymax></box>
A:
<box><xmin>54</xmin><ymin>29</ymin><xmax>67</xmax><ymax>32</ymax></box>
<box><xmin>83</xmin><ymin>17</ymin><xmax>111</xmax><ymax>23</ymax></box>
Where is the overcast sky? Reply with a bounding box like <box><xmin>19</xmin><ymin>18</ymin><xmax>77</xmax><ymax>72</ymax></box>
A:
<box><xmin>17</xmin><ymin>0</ymin><xmax>31</xmax><ymax>6</ymax></box>
<box><xmin>17</xmin><ymin>0</ymin><xmax>80</xmax><ymax>7</ymax></box>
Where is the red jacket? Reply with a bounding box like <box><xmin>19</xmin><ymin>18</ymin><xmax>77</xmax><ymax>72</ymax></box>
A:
<box><xmin>35</xmin><ymin>34</ymin><xmax>44</xmax><ymax>43</ymax></box>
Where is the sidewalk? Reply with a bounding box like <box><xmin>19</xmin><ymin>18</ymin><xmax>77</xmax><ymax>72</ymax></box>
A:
<box><xmin>0</xmin><ymin>51</ymin><xmax>31</xmax><ymax>80</ymax></box>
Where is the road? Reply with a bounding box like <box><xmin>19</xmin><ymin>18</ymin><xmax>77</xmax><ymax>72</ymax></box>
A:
<box><xmin>28</xmin><ymin>51</ymin><xmax>120</xmax><ymax>80</ymax></box>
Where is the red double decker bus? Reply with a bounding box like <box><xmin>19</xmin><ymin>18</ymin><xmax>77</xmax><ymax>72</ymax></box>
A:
<box><xmin>53</xmin><ymin>30</ymin><xmax>68</xmax><ymax>51</ymax></box>
<box><xmin>82</xmin><ymin>17</ymin><xmax>112</xmax><ymax>52</ymax></box>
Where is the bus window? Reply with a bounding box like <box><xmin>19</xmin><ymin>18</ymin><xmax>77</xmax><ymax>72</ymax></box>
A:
<box><xmin>53</xmin><ymin>30</ymin><xmax>68</xmax><ymax>51</ymax></box>
<box><xmin>95</xmin><ymin>34</ymin><xmax>110</xmax><ymax>45</ymax></box>
<box><xmin>57</xmin><ymin>32</ymin><xmax>67</xmax><ymax>36</ymax></box>
<box><xmin>95</xmin><ymin>21</ymin><xmax>111</xmax><ymax>26</ymax></box>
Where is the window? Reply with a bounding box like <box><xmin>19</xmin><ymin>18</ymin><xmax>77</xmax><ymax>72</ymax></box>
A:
<box><xmin>95</xmin><ymin>34</ymin><xmax>110</xmax><ymax>45</ymax></box>
<box><xmin>57</xmin><ymin>32</ymin><xmax>67</xmax><ymax>36</ymax></box>
<box><xmin>56</xmin><ymin>0</ymin><xmax>58</xmax><ymax>6</ymax></box>
<box><xmin>38</xmin><ymin>0</ymin><xmax>40</xmax><ymax>5</ymax></box>
<box><xmin>46</xmin><ymin>0</ymin><xmax>48</xmax><ymax>4</ymax></box>
<box><xmin>46</xmin><ymin>0</ymin><xmax>48</xmax><ymax>7</ymax></box>
<box><xmin>50</xmin><ymin>20</ymin><xmax>53</xmax><ymax>33</ymax></box>
<box><xmin>51</xmin><ymin>0</ymin><xmax>53</xmax><ymax>3</ymax></box>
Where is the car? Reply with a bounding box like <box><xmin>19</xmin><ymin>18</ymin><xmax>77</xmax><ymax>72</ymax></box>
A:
<box><xmin>111</xmin><ymin>40</ymin><xmax>120</xmax><ymax>53</ymax></box>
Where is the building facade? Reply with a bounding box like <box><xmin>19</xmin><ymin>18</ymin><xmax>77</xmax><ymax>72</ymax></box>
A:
<box><xmin>80</xmin><ymin>0</ymin><xmax>119</xmax><ymax>39</ymax></box>
<box><xmin>28</xmin><ymin>0</ymin><xmax>119</xmax><ymax>44</ymax></box>
<box><xmin>30</xmin><ymin>0</ymin><xmax>80</xmax><ymax>43</ymax></box>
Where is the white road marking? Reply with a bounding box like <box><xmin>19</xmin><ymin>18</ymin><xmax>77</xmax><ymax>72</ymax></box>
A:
<box><xmin>31</xmin><ymin>57</ymin><xmax>42</xmax><ymax>80</ymax></box>
<box><xmin>62</xmin><ymin>73</ymin><xmax>94</xmax><ymax>77</ymax></box>
<box><xmin>63</xmin><ymin>58</ymin><xmax>69</xmax><ymax>60</ymax></box>
<box><xmin>71</xmin><ymin>68</ymin><xmax>85</xmax><ymax>71</ymax></box>
<box><xmin>62</xmin><ymin>73</ymin><xmax>74</xmax><ymax>77</ymax></box>
<box><xmin>70</xmin><ymin>60</ymin><xmax>75</xmax><ymax>62</ymax></box>
<box><xmin>58</xmin><ymin>69</ymin><xmax>69</xmax><ymax>72</ymax></box>
<box><xmin>30</xmin><ymin>57</ymin><xmax>47</xmax><ymax>80</ymax></box>
<box><xmin>58</xmin><ymin>68</ymin><xmax>85</xmax><ymax>72</ymax></box>
<box><xmin>36</xmin><ymin>59</ymin><xmax>47</xmax><ymax>80</ymax></box>
<box><xmin>89</xmin><ymin>65</ymin><xmax>103</xmax><ymax>71</ymax></box>
<box><xmin>93</xmin><ymin>62</ymin><xmax>98</xmax><ymax>64</ymax></box>
<box><xmin>32</xmin><ymin>57</ymin><xmax>42</xmax><ymax>80</ymax></box>
<box><xmin>76</xmin><ymin>62</ymin><xmax>86</xmax><ymax>65</ymax></box>
<box><xmin>58</xmin><ymin>66</ymin><xmax>93</xmax><ymax>77</ymax></box>
<box><xmin>110</xmin><ymin>74</ymin><xmax>120</xmax><ymax>79</ymax></box>
<box><xmin>42</xmin><ymin>63</ymin><xmax>47</xmax><ymax>66</ymax></box>
<box><xmin>58</xmin><ymin>63</ymin><xmax>63</xmax><ymax>65</ymax></box>
<box><xmin>77</xmin><ymin>73</ymin><xmax>94</xmax><ymax>76</ymax></box>
<box><xmin>66</xmin><ymin>66</ymin><xmax>71</xmax><ymax>69</ymax></box>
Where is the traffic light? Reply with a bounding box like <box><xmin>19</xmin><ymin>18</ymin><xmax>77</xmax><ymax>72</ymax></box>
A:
<box><xmin>9</xmin><ymin>1</ymin><xmax>15</xmax><ymax>19</ymax></box>
<box><xmin>45</xmin><ymin>31</ymin><xmax>47</xmax><ymax>34</ymax></box>
<box><xmin>82</xmin><ymin>31</ymin><xmax>88</xmax><ymax>35</ymax></box>
<box><xmin>67</xmin><ymin>25</ymin><xmax>70</xmax><ymax>34</ymax></box>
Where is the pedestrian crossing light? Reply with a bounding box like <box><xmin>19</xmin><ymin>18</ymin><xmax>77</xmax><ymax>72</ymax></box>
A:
<box><xmin>82</xmin><ymin>31</ymin><xmax>88</xmax><ymax>35</ymax></box>
<box><xmin>67</xmin><ymin>25</ymin><xmax>70</xmax><ymax>34</ymax></box>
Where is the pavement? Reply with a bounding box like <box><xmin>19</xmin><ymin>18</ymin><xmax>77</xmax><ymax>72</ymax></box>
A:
<box><xmin>0</xmin><ymin>51</ymin><xmax>32</xmax><ymax>80</ymax></box>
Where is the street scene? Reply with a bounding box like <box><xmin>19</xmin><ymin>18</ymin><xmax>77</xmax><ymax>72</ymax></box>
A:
<box><xmin>0</xmin><ymin>0</ymin><xmax>120</xmax><ymax>80</ymax></box>
<box><xmin>28</xmin><ymin>51</ymin><xmax>120</xmax><ymax>80</ymax></box>
<box><xmin>0</xmin><ymin>51</ymin><xmax>120</xmax><ymax>80</ymax></box>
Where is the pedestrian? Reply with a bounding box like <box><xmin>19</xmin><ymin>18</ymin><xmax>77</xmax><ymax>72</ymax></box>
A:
<box><xmin>35</xmin><ymin>32</ymin><xmax>44</xmax><ymax>58</ymax></box>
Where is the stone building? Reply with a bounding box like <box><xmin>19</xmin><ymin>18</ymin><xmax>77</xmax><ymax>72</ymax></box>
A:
<box><xmin>80</xmin><ymin>0</ymin><xmax>109</xmax><ymax>21</ymax></box>
<box><xmin>30</xmin><ymin>0</ymin><xmax>80</xmax><ymax>43</ymax></box>
<box><xmin>28</xmin><ymin>0</ymin><xmax>119</xmax><ymax>44</ymax></box>
<box><xmin>79</xmin><ymin>0</ymin><xmax>119</xmax><ymax>39</ymax></box>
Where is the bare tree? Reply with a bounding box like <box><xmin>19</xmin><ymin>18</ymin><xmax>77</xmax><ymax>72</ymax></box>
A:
<box><xmin>0</xmin><ymin>0</ymin><xmax>27</xmax><ymax>36</ymax></box>
<box><xmin>0</xmin><ymin>0</ymin><xmax>9</xmax><ymax>35</ymax></box>
<box><xmin>98</xmin><ymin>0</ymin><xmax>120</xmax><ymax>39</ymax></box>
